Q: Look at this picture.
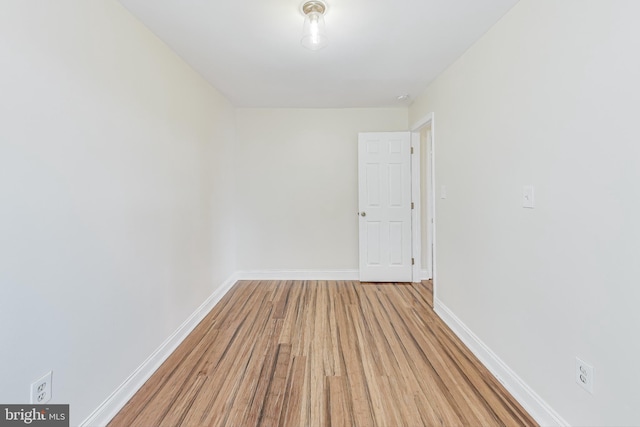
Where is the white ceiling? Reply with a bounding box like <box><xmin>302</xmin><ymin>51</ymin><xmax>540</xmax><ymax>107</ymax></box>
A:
<box><xmin>118</xmin><ymin>0</ymin><xmax>519</xmax><ymax>108</ymax></box>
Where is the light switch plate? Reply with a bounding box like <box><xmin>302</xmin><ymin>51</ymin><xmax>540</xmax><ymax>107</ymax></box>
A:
<box><xmin>441</xmin><ymin>185</ymin><xmax>447</xmax><ymax>199</ymax></box>
<box><xmin>522</xmin><ymin>185</ymin><xmax>535</xmax><ymax>208</ymax></box>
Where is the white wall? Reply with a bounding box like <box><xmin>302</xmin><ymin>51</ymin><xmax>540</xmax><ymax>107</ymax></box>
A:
<box><xmin>235</xmin><ymin>108</ymin><xmax>408</xmax><ymax>272</ymax></box>
<box><xmin>410</xmin><ymin>0</ymin><xmax>640</xmax><ymax>425</ymax></box>
<box><xmin>0</xmin><ymin>1</ymin><xmax>236</xmax><ymax>425</ymax></box>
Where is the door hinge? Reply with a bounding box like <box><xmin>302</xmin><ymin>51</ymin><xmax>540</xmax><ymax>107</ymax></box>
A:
<box><xmin>411</xmin><ymin>147</ymin><xmax>414</xmax><ymax>154</ymax></box>
<box><xmin>411</xmin><ymin>258</ymin><xmax>415</xmax><ymax>265</ymax></box>
<box><xmin>411</xmin><ymin>202</ymin><xmax>414</xmax><ymax>209</ymax></box>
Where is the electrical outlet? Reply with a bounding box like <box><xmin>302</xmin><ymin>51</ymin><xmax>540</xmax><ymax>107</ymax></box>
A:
<box><xmin>30</xmin><ymin>371</ymin><xmax>52</xmax><ymax>404</ymax></box>
<box><xmin>576</xmin><ymin>357</ymin><xmax>594</xmax><ymax>394</ymax></box>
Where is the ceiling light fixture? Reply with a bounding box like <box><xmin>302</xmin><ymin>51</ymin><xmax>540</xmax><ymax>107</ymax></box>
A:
<box><xmin>300</xmin><ymin>1</ymin><xmax>328</xmax><ymax>51</ymax></box>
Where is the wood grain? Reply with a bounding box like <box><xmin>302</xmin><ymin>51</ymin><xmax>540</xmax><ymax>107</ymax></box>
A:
<box><xmin>109</xmin><ymin>280</ymin><xmax>537</xmax><ymax>427</ymax></box>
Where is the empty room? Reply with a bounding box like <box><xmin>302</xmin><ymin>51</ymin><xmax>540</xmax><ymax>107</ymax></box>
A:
<box><xmin>1</xmin><ymin>0</ymin><xmax>639</xmax><ymax>426</ymax></box>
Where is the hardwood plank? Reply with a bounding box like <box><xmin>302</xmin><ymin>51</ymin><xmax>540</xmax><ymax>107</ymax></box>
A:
<box><xmin>109</xmin><ymin>280</ymin><xmax>538</xmax><ymax>427</ymax></box>
<box><xmin>236</xmin><ymin>320</ymin><xmax>285</xmax><ymax>427</ymax></box>
<box><xmin>156</xmin><ymin>373</ymin><xmax>206</xmax><ymax>427</ymax></box>
<box><xmin>278</xmin><ymin>355</ymin><xmax>305</xmax><ymax>427</ymax></box>
<box><xmin>346</xmin><ymin>302</ymin><xmax>389</xmax><ymax>427</ymax></box>
<box><xmin>333</xmin><ymin>301</ymin><xmax>375</xmax><ymax>427</ymax></box>
<box><xmin>326</xmin><ymin>376</ymin><xmax>354</xmax><ymax>427</ymax></box>
<box><xmin>367</xmin><ymin>291</ymin><xmax>464</xmax><ymax>425</ymax></box>
<box><xmin>179</xmin><ymin>286</ymin><xmax>275</xmax><ymax>426</ymax></box>
<box><xmin>259</xmin><ymin>343</ymin><xmax>292</xmax><ymax>426</ymax></box>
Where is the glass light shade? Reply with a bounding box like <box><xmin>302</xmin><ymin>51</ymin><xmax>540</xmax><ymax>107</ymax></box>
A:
<box><xmin>301</xmin><ymin>11</ymin><xmax>328</xmax><ymax>50</ymax></box>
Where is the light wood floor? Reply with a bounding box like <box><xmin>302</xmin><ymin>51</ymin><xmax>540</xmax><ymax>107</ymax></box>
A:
<box><xmin>110</xmin><ymin>280</ymin><xmax>537</xmax><ymax>427</ymax></box>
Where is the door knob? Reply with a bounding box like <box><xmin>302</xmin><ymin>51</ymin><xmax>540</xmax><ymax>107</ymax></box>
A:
<box><xmin>360</xmin><ymin>212</ymin><xmax>366</xmax><ymax>217</ymax></box>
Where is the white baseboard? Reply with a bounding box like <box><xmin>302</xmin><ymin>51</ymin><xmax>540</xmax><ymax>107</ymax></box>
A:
<box><xmin>80</xmin><ymin>273</ymin><xmax>239</xmax><ymax>427</ymax></box>
<box><xmin>434</xmin><ymin>298</ymin><xmax>569</xmax><ymax>427</ymax></box>
<box><xmin>236</xmin><ymin>269</ymin><xmax>359</xmax><ymax>281</ymax></box>
<box><xmin>421</xmin><ymin>269</ymin><xmax>431</xmax><ymax>280</ymax></box>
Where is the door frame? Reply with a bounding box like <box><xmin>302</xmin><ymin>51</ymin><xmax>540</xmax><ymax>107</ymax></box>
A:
<box><xmin>410</xmin><ymin>114</ymin><xmax>436</xmax><ymax>296</ymax></box>
<box><xmin>410</xmin><ymin>132</ymin><xmax>422</xmax><ymax>282</ymax></box>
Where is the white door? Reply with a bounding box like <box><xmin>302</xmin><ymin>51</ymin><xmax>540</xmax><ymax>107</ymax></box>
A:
<box><xmin>358</xmin><ymin>132</ymin><xmax>412</xmax><ymax>282</ymax></box>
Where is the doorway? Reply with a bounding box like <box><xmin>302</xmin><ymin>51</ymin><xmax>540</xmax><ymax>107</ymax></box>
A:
<box><xmin>411</xmin><ymin>113</ymin><xmax>436</xmax><ymax>297</ymax></box>
<box><xmin>357</xmin><ymin>118</ymin><xmax>435</xmax><ymax>286</ymax></box>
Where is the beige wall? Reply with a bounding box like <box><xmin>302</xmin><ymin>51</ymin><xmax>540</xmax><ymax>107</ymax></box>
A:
<box><xmin>0</xmin><ymin>1</ymin><xmax>236</xmax><ymax>424</ymax></box>
<box><xmin>235</xmin><ymin>108</ymin><xmax>408</xmax><ymax>271</ymax></box>
<box><xmin>410</xmin><ymin>0</ymin><xmax>640</xmax><ymax>424</ymax></box>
